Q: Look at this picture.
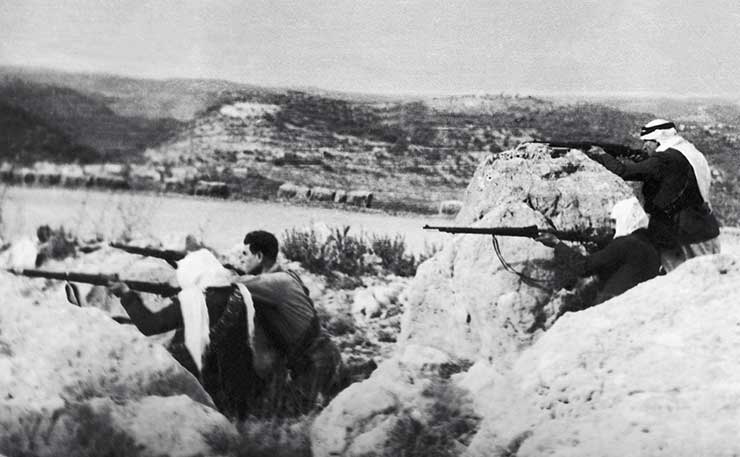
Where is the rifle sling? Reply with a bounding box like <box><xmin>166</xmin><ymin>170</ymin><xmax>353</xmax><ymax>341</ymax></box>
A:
<box><xmin>490</xmin><ymin>235</ymin><xmax>551</xmax><ymax>291</ymax></box>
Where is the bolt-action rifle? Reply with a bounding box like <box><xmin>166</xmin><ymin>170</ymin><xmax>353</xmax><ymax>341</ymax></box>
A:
<box><xmin>422</xmin><ymin>224</ymin><xmax>610</xmax><ymax>245</ymax></box>
<box><xmin>529</xmin><ymin>141</ymin><xmax>646</xmax><ymax>161</ymax></box>
<box><xmin>109</xmin><ymin>243</ymin><xmax>245</xmax><ymax>274</ymax></box>
<box><xmin>423</xmin><ymin>224</ymin><xmax>612</xmax><ymax>289</ymax></box>
<box><xmin>10</xmin><ymin>268</ymin><xmax>181</xmax><ymax>296</ymax></box>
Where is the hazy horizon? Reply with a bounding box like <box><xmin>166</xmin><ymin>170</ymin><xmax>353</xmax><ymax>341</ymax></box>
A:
<box><xmin>3</xmin><ymin>1</ymin><xmax>740</xmax><ymax>99</ymax></box>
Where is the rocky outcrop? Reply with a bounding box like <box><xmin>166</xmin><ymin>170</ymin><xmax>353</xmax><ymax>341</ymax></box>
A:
<box><xmin>403</xmin><ymin>144</ymin><xmax>632</xmax><ymax>364</ymax></box>
<box><xmin>0</xmin><ymin>265</ymin><xmax>236</xmax><ymax>456</ymax></box>
<box><xmin>466</xmin><ymin>254</ymin><xmax>740</xmax><ymax>457</ymax></box>
<box><xmin>312</xmin><ymin>143</ymin><xmax>635</xmax><ymax>455</ymax></box>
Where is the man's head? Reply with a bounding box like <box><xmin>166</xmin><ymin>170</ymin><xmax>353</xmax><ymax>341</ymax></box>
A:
<box><xmin>610</xmin><ymin>197</ymin><xmax>649</xmax><ymax>238</ymax></box>
<box><xmin>242</xmin><ymin>230</ymin><xmax>279</xmax><ymax>274</ymax></box>
<box><xmin>639</xmin><ymin>119</ymin><xmax>677</xmax><ymax>156</ymax></box>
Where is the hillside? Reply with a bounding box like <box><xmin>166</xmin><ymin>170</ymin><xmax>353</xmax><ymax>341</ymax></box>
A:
<box><xmin>1</xmin><ymin>66</ymin><xmax>739</xmax><ymax>222</ymax></box>
<box><xmin>0</xmin><ymin>101</ymin><xmax>98</xmax><ymax>163</ymax></box>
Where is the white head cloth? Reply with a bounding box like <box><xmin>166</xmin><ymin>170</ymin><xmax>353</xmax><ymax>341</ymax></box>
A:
<box><xmin>611</xmin><ymin>197</ymin><xmax>649</xmax><ymax>238</ymax></box>
<box><xmin>640</xmin><ymin>119</ymin><xmax>712</xmax><ymax>204</ymax></box>
<box><xmin>176</xmin><ymin>249</ymin><xmax>232</xmax><ymax>372</ymax></box>
<box><xmin>5</xmin><ymin>237</ymin><xmax>38</xmax><ymax>270</ymax></box>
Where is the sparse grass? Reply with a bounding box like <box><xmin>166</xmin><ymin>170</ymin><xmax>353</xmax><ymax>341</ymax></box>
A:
<box><xmin>317</xmin><ymin>307</ymin><xmax>356</xmax><ymax>336</ymax></box>
<box><xmin>204</xmin><ymin>414</ymin><xmax>314</xmax><ymax>457</ymax></box>
<box><xmin>388</xmin><ymin>378</ymin><xmax>481</xmax><ymax>457</ymax></box>
<box><xmin>0</xmin><ymin>403</ymin><xmax>145</xmax><ymax>457</ymax></box>
<box><xmin>34</xmin><ymin>224</ymin><xmax>77</xmax><ymax>265</ymax></box>
<box><xmin>281</xmin><ymin>225</ymin><xmax>433</xmax><ymax>284</ymax></box>
<box><xmin>371</xmin><ymin>233</ymin><xmax>417</xmax><ymax>277</ymax></box>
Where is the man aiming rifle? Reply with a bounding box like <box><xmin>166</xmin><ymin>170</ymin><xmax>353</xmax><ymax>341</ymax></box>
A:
<box><xmin>425</xmin><ymin>197</ymin><xmax>661</xmax><ymax>306</ymax></box>
<box><xmin>535</xmin><ymin>197</ymin><xmax>661</xmax><ymax>305</ymax></box>
<box><xmin>108</xmin><ymin>230</ymin><xmax>342</xmax><ymax>417</ymax></box>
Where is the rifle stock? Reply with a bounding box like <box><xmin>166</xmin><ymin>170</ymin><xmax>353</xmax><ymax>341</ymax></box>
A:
<box><xmin>423</xmin><ymin>224</ymin><xmax>610</xmax><ymax>245</ymax></box>
<box><xmin>12</xmin><ymin>268</ymin><xmax>181</xmax><ymax>296</ymax></box>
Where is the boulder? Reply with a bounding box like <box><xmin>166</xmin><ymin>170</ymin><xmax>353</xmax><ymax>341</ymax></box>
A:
<box><xmin>403</xmin><ymin>144</ymin><xmax>633</xmax><ymax>363</ymax></box>
<box><xmin>1</xmin><ymin>396</ymin><xmax>237</xmax><ymax>457</ymax></box>
<box><xmin>277</xmin><ymin>182</ymin><xmax>311</xmax><ymax>200</ymax></box>
<box><xmin>346</xmin><ymin>190</ymin><xmax>374</xmax><ymax>208</ymax></box>
<box><xmin>313</xmin><ymin>143</ymin><xmax>635</xmax><ymax>454</ymax></box>
<box><xmin>310</xmin><ymin>186</ymin><xmax>337</xmax><ymax>202</ymax></box>
<box><xmin>466</xmin><ymin>254</ymin><xmax>740</xmax><ymax>457</ymax></box>
<box><xmin>334</xmin><ymin>189</ymin><xmax>348</xmax><ymax>203</ymax></box>
<box><xmin>194</xmin><ymin>180</ymin><xmax>229</xmax><ymax>198</ymax></box>
<box><xmin>0</xmin><ymin>269</ymin><xmax>230</xmax><ymax>456</ymax></box>
<box><xmin>312</xmin><ymin>344</ymin><xmax>475</xmax><ymax>457</ymax></box>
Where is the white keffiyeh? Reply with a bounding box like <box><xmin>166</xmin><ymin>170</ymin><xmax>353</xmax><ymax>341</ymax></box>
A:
<box><xmin>176</xmin><ymin>249</ymin><xmax>232</xmax><ymax>372</ymax></box>
<box><xmin>611</xmin><ymin>197</ymin><xmax>649</xmax><ymax>238</ymax></box>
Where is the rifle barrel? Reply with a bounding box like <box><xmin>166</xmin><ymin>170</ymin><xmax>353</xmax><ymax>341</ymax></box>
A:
<box><xmin>423</xmin><ymin>225</ymin><xmax>541</xmax><ymax>238</ymax></box>
<box><xmin>109</xmin><ymin>243</ymin><xmax>186</xmax><ymax>260</ymax></box>
<box><xmin>423</xmin><ymin>225</ymin><xmax>610</xmax><ymax>245</ymax></box>
<box><xmin>13</xmin><ymin>268</ymin><xmax>180</xmax><ymax>296</ymax></box>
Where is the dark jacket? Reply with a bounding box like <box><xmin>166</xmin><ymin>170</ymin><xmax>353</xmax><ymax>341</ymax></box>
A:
<box><xmin>120</xmin><ymin>286</ymin><xmax>253</xmax><ymax>419</ymax></box>
<box><xmin>210</xmin><ymin>267</ymin><xmax>320</xmax><ymax>366</ymax></box>
<box><xmin>555</xmin><ymin>229</ymin><xmax>661</xmax><ymax>304</ymax></box>
<box><xmin>594</xmin><ymin>149</ymin><xmax>719</xmax><ymax>247</ymax></box>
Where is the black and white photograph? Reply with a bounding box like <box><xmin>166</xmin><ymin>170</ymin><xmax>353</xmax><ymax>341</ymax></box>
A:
<box><xmin>1</xmin><ymin>1</ymin><xmax>739</xmax><ymax>455</ymax></box>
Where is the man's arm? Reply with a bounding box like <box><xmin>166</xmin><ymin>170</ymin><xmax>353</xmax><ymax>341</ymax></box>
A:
<box><xmin>554</xmin><ymin>239</ymin><xmax>626</xmax><ymax>277</ymax></box>
<box><xmin>111</xmin><ymin>283</ymin><xmax>182</xmax><ymax>336</ymax></box>
<box><xmin>589</xmin><ymin>147</ymin><xmax>663</xmax><ymax>181</ymax></box>
<box><xmin>539</xmin><ymin>233</ymin><xmax>625</xmax><ymax>277</ymax></box>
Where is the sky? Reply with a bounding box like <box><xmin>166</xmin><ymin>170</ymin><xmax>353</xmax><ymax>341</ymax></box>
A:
<box><xmin>2</xmin><ymin>0</ymin><xmax>740</xmax><ymax>97</ymax></box>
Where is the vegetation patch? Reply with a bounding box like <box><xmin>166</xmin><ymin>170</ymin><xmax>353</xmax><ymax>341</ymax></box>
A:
<box><xmin>388</xmin><ymin>378</ymin><xmax>481</xmax><ymax>457</ymax></box>
<box><xmin>0</xmin><ymin>403</ymin><xmax>144</xmax><ymax>457</ymax></box>
<box><xmin>281</xmin><ymin>225</ymin><xmax>434</xmax><ymax>284</ymax></box>
<box><xmin>204</xmin><ymin>414</ymin><xmax>314</xmax><ymax>457</ymax></box>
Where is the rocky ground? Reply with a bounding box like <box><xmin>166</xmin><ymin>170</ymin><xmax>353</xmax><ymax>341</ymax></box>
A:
<box><xmin>312</xmin><ymin>144</ymin><xmax>740</xmax><ymax>457</ymax></box>
<box><xmin>2</xmin><ymin>143</ymin><xmax>740</xmax><ymax>457</ymax></box>
<box><xmin>0</xmin><ymin>230</ymin><xmax>407</xmax><ymax>456</ymax></box>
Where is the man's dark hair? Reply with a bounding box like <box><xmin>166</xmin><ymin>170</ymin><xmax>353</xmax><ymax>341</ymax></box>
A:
<box><xmin>243</xmin><ymin>230</ymin><xmax>279</xmax><ymax>261</ymax></box>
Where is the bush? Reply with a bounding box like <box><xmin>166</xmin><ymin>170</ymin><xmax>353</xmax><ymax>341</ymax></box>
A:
<box><xmin>35</xmin><ymin>224</ymin><xmax>78</xmax><ymax>265</ymax></box>
<box><xmin>371</xmin><ymin>234</ymin><xmax>416</xmax><ymax>277</ymax></box>
<box><xmin>281</xmin><ymin>225</ymin><xmax>432</xmax><ymax>282</ymax></box>
<box><xmin>204</xmin><ymin>415</ymin><xmax>313</xmax><ymax>457</ymax></box>
<box><xmin>388</xmin><ymin>378</ymin><xmax>481</xmax><ymax>457</ymax></box>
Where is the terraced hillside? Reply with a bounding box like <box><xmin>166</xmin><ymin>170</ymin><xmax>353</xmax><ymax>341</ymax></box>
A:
<box><xmin>1</xmin><ymin>66</ymin><xmax>739</xmax><ymax>221</ymax></box>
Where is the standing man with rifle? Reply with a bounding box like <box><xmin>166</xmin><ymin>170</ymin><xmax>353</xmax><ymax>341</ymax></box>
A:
<box><xmin>588</xmin><ymin>119</ymin><xmax>720</xmax><ymax>271</ymax></box>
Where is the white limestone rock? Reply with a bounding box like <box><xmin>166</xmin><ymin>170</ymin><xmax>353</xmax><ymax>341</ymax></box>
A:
<box><xmin>466</xmin><ymin>254</ymin><xmax>740</xmax><ymax>457</ymax></box>
<box><xmin>402</xmin><ymin>145</ymin><xmax>633</xmax><ymax>364</ymax></box>
<box><xmin>313</xmin><ymin>144</ymin><xmax>635</xmax><ymax>455</ymax></box>
<box><xmin>0</xmin><ymin>275</ymin><xmax>227</xmax><ymax>456</ymax></box>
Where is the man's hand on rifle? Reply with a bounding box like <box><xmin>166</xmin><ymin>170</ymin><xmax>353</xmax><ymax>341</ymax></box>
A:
<box><xmin>535</xmin><ymin>233</ymin><xmax>561</xmax><ymax>248</ymax></box>
<box><xmin>107</xmin><ymin>275</ymin><xmax>131</xmax><ymax>297</ymax></box>
<box><xmin>587</xmin><ymin>145</ymin><xmax>607</xmax><ymax>158</ymax></box>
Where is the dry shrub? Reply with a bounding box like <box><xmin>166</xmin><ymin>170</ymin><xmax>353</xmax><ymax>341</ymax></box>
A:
<box><xmin>0</xmin><ymin>404</ymin><xmax>144</xmax><ymax>457</ymax></box>
<box><xmin>388</xmin><ymin>377</ymin><xmax>481</xmax><ymax>457</ymax></box>
<box><xmin>204</xmin><ymin>415</ymin><xmax>314</xmax><ymax>457</ymax></box>
<box><xmin>34</xmin><ymin>224</ymin><xmax>78</xmax><ymax>266</ymax></box>
<box><xmin>281</xmin><ymin>225</ymin><xmax>433</xmax><ymax>282</ymax></box>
